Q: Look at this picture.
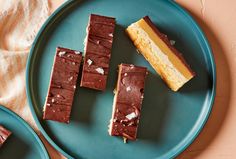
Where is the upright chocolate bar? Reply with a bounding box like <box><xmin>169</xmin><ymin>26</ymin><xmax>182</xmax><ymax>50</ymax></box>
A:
<box><xmin>43</xmin><ymin>47</ymin><xmax>82</xmax><ymax>123</ymax></box>
<box><xmin>108</xmin><ymin>64</ymin><xmax>148</xmax><ymax>142</ymax></box>
<box><xmin>80</xmin><ymin>14</ymin><xmax>116</xmax><ymax>91</ymax></box>
<box><xmin>0</xmin><ymin>125</ymin><xmax>11</xmax><ymax>147</ymax></box>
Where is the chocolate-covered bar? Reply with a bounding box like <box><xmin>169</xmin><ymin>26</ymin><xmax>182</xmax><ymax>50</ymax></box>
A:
<box><xmin>80</xmin><ymin>14</ymin><xmax>116</xmax><ymax>91</ymax></box>
<box><xmin>0</xmin><ymin>125</ymin><xmax>11</xmax><ymax>147</ymax></box>
<box><xmin>43</xmin><ymin>47</ymin><xmax>82</xmax><ymax>123</ymax></box>
<box><xmin>126</xmin><ymin>16</ymin><xmax>195</xmax><ymax>91</ymax></box>
<box><xmin>108</xmin><ymin>64</ymin><xmax>148</xmax><ymax>142</ymax></box>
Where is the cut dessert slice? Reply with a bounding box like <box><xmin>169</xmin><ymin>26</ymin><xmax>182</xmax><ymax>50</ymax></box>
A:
<box><xmin>108</xmin><ymin>64</ymin><xmax>148</xmax><ymax>142</ymax></box>
<box><xmin>43</xmin><ymin>47</ymin><xmax>82</xmax><ymax>123</ymax></box>
<box><xmin>0</xmin><ymin>125</ymin><xmax>11</xmax><ymax>147</ymax></box>
<box><xmin>80</xmin><ymin>14</ymin><xmax>116</xmax><ymax>91</ymax></box>
<box><xmin>126</xmin><ymin>16</ymin><xmax>195</xmax><ymax>91</ymax></box>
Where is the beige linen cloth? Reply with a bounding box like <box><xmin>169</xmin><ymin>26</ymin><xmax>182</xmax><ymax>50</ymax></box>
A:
<box><xmin>0</xmin><ymin>0</ymin><xmax>65</xmax><ymax>158</ymax></box>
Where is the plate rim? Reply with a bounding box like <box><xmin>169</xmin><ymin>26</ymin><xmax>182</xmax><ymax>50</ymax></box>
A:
<box><xmin>25</xmin><ymin>0</ymin><xmax>216</xmax><ymax>159</ymax></box>
<box><xmin>0</xmin><ymin>105</ymin><xmax>49</xmax><ymax>159</ymax></box>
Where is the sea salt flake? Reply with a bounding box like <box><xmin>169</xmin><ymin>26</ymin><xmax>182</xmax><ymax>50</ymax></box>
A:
<box><xmin>75</xmin><ymin>51</ymin><xmax>81</xmax><ymax>54</ymax></box>
<box><xmin>59</xmin><ymin>51</ymin><xmax>66</xmax><ymax>57</ymax></box>
<box><xmin>95</xmin><ymin>67</ymin><xmax>104</xmax><ymax>75</ymax></box>
<box><xmin>126</xmin><ymin>112</ymin><xmax>137</xmax><ymax>120</ymax></box>
<box><xmin>124</xmin><ymin>73</ymin><xmax>128</xmax><ymax>76</ymax></box>
<box><xmin>170</xmin><ymin>40</ymin><xmax>176</xmax><ymax>45</ymax></box>
<box><xmin>126</xmin><ymin>86</ymin><xmax>131</xmax><ymax>92</ymax></box>
<box><xmin>68</xmin><ymin>76</ymin><xmax>73</xmax><ymax>81</ymax></box>
<box><xmin>87</xmin><ymin>59</ymin><xmax>93</xmax><ymax>66</ymax></box>
<box><xmin>108</xmin><ymin>33</ymin><xmax>113</xmax><ymax>37</ymax></box>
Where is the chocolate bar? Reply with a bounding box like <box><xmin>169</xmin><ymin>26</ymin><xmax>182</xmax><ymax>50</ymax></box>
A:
<box><xmin>0</xmin><ymin>125</ymin><xmax>11</xmax><ymax>147</ymax></box>
<box><xmin>80</xmin><ymin>14</ymin><xmax>116</xmax><ymax>91</ymax></box>
<box><xmin>108</xmin><ymin>64</ymin><xmax>148</xmax><ymax>142</ymax></box>
<box><xmin>43</xmin><ymin>47</ymin><xmax>82</xmax><ymax>123</ymax></box>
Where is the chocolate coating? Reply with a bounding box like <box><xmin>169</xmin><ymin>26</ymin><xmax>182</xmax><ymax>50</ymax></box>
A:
<box><xmin>0</xmin><ymin>125</ymin><xmax>11</xmax><ymax>147</ymax></box>
<box><xmin>43</xmin><ymin>47</ymin><xmax>82</xmax><ymax>123</ymax></box>
<box><xmin>109</xmin><ymin>64</ymin><xmax>148</xmax><ymax>140</ymax></box>
<box><xmin>80</xmin><ymin>14</ymin><xmax>116</xmax><ymax>91</ymax></box>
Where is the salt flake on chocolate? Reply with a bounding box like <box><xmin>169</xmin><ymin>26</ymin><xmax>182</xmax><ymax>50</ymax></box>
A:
<box><xmin>170</xmin><ymin>40</ymin><xmax>176</xmax><ymax>45</ymax></box>
<box><xmin>75</xmin><ymin>51</ymin><xmax>81</xmax><ymax>54</ymax></box>
<box><xmin>95</xmin><ymin>67</ymin><xmax>104</xmax><ymax>75</ymax></box>
<box><xmin>126</xmin><ymin>86</ymin><xmax>131</xmax><ymax>92</ymax></box>
<box><xmin>130</xmin><ymin>64</ymin><xmax>134</xmax><ymax>69</ymax></box>
<box><xmin>59</xmin><ymin>51</ymin><xmax>66</xmax><ymax>57</ymax></box>
<box><xmin>126</xmin><ymin>112</ymin><xmax>137</xmax><ymax>120</ymax></box>
<box><xmin>87</xmin><ymin>59</ymin><xmax>93</xmax><ymax>66</ymax></box>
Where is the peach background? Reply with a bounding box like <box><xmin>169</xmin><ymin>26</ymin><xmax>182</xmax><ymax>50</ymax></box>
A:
<box><xmin>0</xmin><ymin>0</ymin><xmax>235</xmax><ymax>158</ymax></box>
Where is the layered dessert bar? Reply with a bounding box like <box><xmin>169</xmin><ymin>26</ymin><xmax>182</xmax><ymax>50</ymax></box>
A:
<box><xmin>0</xmin><ymin>125</ymin><xmax>11</xmax><ymax>147</ymax></box>
<box><xmin>126</xmin><ymin>16</ymin><xmax>195</xmax><ymax>91</ymax></box>
<box><xmin>108</xmin><ymin>64</ymin><xmax>148</xmax><ymax>142</ymax></box>
<box><xmin>43</xmin><ymin>47</ymin><xmax>82</xmax><ymax>123</ymax></box>
<box><xmin>80</xmin><ymin>14</ymin><xmax>116</xmax><ymax>91</ymax></box>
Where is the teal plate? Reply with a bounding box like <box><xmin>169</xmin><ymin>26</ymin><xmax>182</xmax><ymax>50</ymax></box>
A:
<box><xmin>26</xmin><ymin>0</ymin><xmax>216</xmax><ymax>159</ymax></box>
<box><xmin>0</xmin><ymin>106</ymin><xmax>49</xmax><ymax>159</ymax></box>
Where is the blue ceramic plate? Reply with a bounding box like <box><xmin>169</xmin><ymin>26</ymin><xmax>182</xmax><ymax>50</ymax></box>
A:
<box><xmin>0</xmin><ymin>106</ymin><xmax>49</xmax><ymax>159</ymax></box>
<box><xmin>26</xmin><ymin>0</ymin><xmax>216</xmax><ymax>159</ymax></box>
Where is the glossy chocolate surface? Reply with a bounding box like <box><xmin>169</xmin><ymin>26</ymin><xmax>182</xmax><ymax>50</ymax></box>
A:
<box><xmin>43</xmin><ymin>47</ymin><xmax>82</xmax><ymax>123</ymax></box>
<box><xmin>80</xmin><ymin>14</ymin><xmax>116</xmax><ymax>91</ymax></box>
<box><xmin>110</xmin><ymin>64</ymin><xmax>147</xmax><ymax>140</ymax></box>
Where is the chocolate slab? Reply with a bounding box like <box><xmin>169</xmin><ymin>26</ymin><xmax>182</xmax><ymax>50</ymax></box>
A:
<box><xmin>43</xmin><ymin>47</ymin><xmax>82</xmax><ymax>123</ymax></box>
<box><xmin>80</xmin><ymin>14</ymin><xmax>116</xmax><ymax>91</ymax></box>
<box><xmin>109</xmin><ymin>64</ymin><xmax>148</xmax><ymax>141</ymax></box>
<box><xmin>0</xmin><ymin>125</ymin><xmax>11</xmax><ymax>147</ymax></box>
<box><xmin>143</xmin><ymin>16</ymin><xmax>195</xmax><ymax>76</ymax></box>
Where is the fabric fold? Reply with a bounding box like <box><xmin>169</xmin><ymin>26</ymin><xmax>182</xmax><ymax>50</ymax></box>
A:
<box><xmin>0</xmin><ymin>0</ymin><xmax>65</xmax><ymax>158</ymax></box>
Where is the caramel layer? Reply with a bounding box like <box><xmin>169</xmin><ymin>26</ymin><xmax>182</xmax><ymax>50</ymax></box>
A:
<box><xmin>137</xmin><ymin>18</ymin><xmax>193</xmax><ymax>79</ymax></box>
